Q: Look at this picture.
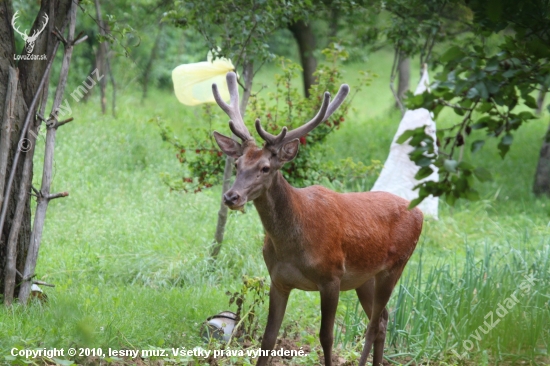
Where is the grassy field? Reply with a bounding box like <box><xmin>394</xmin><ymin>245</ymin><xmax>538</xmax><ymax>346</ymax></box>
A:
<box><xmin>1</xmin><ymin>50</ymin><xmax>549</xmax><ymax>365</ymax></box>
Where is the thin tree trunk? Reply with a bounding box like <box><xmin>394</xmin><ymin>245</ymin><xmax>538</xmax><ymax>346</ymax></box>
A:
<box><xmin>211</xmin><ymin>61</ymin><xmax>254</xmax><ymax>259</ymax></box>
<box><xmin>94</xmin><ymin>0</ymin><xmax>107</xmax><ymax>114</ymax></box>
<box><xmin>328</xmin><ymin>7</ymin><xmax>339</xmax><ymax>39</ymax></box>
<box><xmin>3</xmin><ymin>121</ymin><xmax>38</xmax><ymax>305</ymax></box>
<box><xmin>536</xmin><ymin>88</ymin><xmax>547</xmax><ymax>115</ymax></box>
<box><xmin>533</xmin><ymin>122</ymin><xmax>550</xmax><ymax>196</ymax></box>
<box><xmin>142</xmin><ymin>23</ymin><xmax>164</xmax><ymax>100</ymax></box>
<box><xmin>288</xmin><ymin>20</ymin><xmax>317</xmax><ymax>98</ymax></box>
<box><xmin>18</xmin><ymin>1</ymin><xmax>77</xmax><ymax>304</ymax></box>
<box><xmin>395</xmin><ymin>52</ymin><xmax>410</xmax><ymax>109</ymax></box>
<box><xmin>106</xmin><ymin>51</ymin><xmax>116</xmax><ymax>117</ymax></box>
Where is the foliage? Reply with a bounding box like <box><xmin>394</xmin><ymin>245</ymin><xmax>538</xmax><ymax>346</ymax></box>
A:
<box><xmin>1</xmin><ymin>63</ymin><xmax>550</xmax><ymax>364</ymax></box>
<box><xmin>154</xmin><ymin>109</ymin><xmax>226</xmax><ymax>193</ymax></box>
<box><xmin>248</xmin><ymin>44</ymin><xmax>374</xmax><ymax>186</ymax></box>
<box><xmin>225</xmin><ymin>276</ymin><xmax>269</xmax><ymax>343</ymax></box>
<box><xmin>156</xmin><ymin>44</ymin><xmax>377</xmax><ymax>192</ymax></box>
<box><xmin>404</xmin><ymin>0</ymin><xmax>550</xmax><ymax>207</ymax></box>
<box><xmin>383</xmin><ymin>0</ymin><xmax>472</xmax><ymax>60</ymax></box>
<box><xmin>165</xmin><ymin>0</ymin><xmax>311</xmax><ymax>69</ymax></box>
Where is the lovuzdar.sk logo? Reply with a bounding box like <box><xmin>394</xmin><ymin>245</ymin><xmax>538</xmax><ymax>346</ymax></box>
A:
<box><xmin>12</xmin><ymin>11</ymin><xmax>48</xmax><ymax>61</ymax></box>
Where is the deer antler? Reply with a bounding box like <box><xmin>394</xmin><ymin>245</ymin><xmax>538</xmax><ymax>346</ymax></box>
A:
<box><xmin>256</xmin><ymin>84</ymin><xmax>350</xmax><ymax>149</ymax></box>
<box><xmin>11</xmin><ymin>11</ymin><xmax>29</xmax><ymax>41</ymax></box>
<box><xmin>212</xmin><ymin>72</ymin><xmax>253</xmax><ymax>142</ymax></box>
<box><xmin>27</xmin><ymin>13</ymin><xmax>49</xmax><ymax>42</ymax></box>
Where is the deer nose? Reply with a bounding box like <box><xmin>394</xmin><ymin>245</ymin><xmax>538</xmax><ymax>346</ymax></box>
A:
<box><xmin>223</xmin><ymin>191</ymin><xmax>240</xmax><ymax>206</ymax></box>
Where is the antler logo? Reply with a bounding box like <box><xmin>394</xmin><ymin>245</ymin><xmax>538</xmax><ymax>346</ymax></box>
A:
<box><xmin>11</xmin><ymin>11</ymin><xmax>49</xmax><ymax>54</ymax></box>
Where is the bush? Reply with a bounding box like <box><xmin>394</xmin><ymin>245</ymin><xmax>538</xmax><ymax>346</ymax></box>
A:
<box><xmin>157</xmin><ymin>44</ymin><xmax>379</xmax><ymax>192</ymax></box>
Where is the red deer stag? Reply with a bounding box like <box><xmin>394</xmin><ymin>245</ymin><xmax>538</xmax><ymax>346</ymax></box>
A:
<box><xmin>212</xmin><ymin>72</ymin><xmax>423</xmax><ymax>366</ymax></box>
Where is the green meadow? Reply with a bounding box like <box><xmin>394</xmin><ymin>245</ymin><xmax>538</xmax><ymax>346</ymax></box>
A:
<box><xmin>1</xmin><ymin>50</ymin><xmax>549</xmax><ymax>365</ymax></box>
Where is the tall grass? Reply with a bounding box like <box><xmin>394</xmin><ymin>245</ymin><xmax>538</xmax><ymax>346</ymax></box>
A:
<box><xmin>333</xmin><ymin>235</ymin><xmax>550</xmax><ymax>364</ymax></box>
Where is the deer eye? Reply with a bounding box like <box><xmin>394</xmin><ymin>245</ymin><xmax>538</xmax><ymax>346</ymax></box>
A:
<box><xmin>261</xmin><ymin>166</ymin><xmax>270</xmax><ymax>173</ymax></box>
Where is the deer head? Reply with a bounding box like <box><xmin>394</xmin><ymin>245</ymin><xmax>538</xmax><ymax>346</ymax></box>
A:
<box><xmin>12</xmin><ymin>11</ymin><xmax>49</xmax><ymax>54</ymax></box>
<box><xmin>213</xmin><ymin>72</ymin><xmax>349</xmax><ymax>210</ymax></box>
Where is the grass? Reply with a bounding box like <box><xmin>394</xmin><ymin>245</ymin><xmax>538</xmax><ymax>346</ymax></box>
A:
<box><xmin>1</xmin><ymin>50</ymin><xmax>550</xmax><ymax>365</ymax></box>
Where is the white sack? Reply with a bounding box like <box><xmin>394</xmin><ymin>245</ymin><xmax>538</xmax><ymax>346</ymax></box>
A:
<box><xmin>371</xmin><ymin>67</ymin><xmax>439</xmax><ymax>218</ymax></box>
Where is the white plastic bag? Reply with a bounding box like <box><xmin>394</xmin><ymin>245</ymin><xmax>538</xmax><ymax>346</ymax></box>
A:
<box><xmin>371</xmin><ymin>66</ymin><xmax>439</xmax><ymax>218</ymax></box>
<box><xmin>172</xmin><ymin>53</ymin><xmax>235</xmax><ymax>106</ymax></box>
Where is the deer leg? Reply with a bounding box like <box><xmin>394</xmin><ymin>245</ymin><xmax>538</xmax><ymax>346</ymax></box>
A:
<box><xmin>358</xmin><ymin>271</ymin><xmax>398</xmax><ymax>366</ymax></box>
<box><xmin>318</xmin><ymin>280</ymin><xmax>341</xmax><ymax>366</ymax></box>
<box><xmin>257</xmin><ymin>284</ymin><xmax>290</xmax><ymax>366</ymax></box>
<box><xmin>372</xmin><ymin>307</ymin><xmax>389</xmax><ymax>366</ymax></box>
<box><xmin>355</xmin><ymin>278</ymin><xmax>375</xmax><ymax>318</ymax></box>
<box><xmin>356</xmin><ymin>279</ymin><xmax>388</xmax><ymax>365</ymax></box>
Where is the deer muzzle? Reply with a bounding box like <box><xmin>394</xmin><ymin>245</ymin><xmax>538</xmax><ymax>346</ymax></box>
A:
<box><xmin>223</xmin><ymin>190</ymin><xmax>244</xmax><ymax>210</ymax></box>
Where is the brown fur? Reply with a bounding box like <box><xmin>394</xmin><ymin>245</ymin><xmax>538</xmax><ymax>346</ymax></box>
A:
<box><xmin>212</xmin><ymin>76</ymin><xmax>423</xmax><ymax>366</ymax></box>
<box><xmin>214</xmin><ymin>141</ymin><xmax>423</xmax><ymax>366</ymax></box>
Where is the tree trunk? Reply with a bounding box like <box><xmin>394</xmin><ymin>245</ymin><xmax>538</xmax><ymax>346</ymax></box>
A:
<box><xmin>210</xmin><ymin>61</ymin><xmax>254</xmax><ymax>259</ymax></box>
<box><xmin>395</xmin><ymin>52</ymin><xmax>410</xmax><ymax>109</ymax></box>
<box><xmin>94</xmin><ymin>0</ymin><xmax>107</xmax><ymax>114</ymax></box>
<box><xmin>142</xmin><ymin>22</ymin><xmax>164</xmax><ymax>100</ymax></box>
<box><xmin>533</xmin><ymin>122</ymin><xmax>550</xmax><ymax>195</ymax></box>
<box><xmin>0</xmin><ymin>0</ymin><xmax>74</xmax><ymax>302</ymax></box>
<box><xmin>288</xmin><ymin>20</ymin><xmax>317</xmax><ymax>98</ymax></box>
<box><xmin>536</xmin><ymin>87</ymin><xmax>547</xmax><ymax>115</ymax></box>
<box><xmin>328</xmin><ymin>7</ymin><xmax>339</xmax><ymax>39</ymax></box>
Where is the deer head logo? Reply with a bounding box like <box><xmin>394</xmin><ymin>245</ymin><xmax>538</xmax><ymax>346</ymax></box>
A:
<box><xmin>11</xmin><ymin>11</ymin><xmax>49</xmax><ymax>54</ymax></box>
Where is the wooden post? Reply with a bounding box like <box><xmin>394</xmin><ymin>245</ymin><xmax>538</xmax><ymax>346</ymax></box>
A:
<box><xmin>211</xmin><ymin>61</ymin><xmax>254</xmax><ymax>259</ymax></box>
<box><xmin>1</xmin><ymin>67</ymin><xmax>19</xmax><ymax>305</ymax></box>
<box><xmin>18</xmin><ymin>1</ymin><xmax>78</xmax><ymax>304</ymax></box>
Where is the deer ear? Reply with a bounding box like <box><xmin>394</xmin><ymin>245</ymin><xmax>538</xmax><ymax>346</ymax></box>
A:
<box><xmin>213</xmin><ymin>131</ymin><xmax>242</xmax><ymax>159</ymax></box>
<box><xmin>279</xmin><ymin>139</ymin><xmax>300</xmax><ymax>163</ymax></box>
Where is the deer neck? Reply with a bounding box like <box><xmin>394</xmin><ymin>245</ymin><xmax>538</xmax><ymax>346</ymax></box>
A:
<box><xmin>253</xmin><ymin>171</ymin><xmax>301</xmax><ymax>242</ymax></box>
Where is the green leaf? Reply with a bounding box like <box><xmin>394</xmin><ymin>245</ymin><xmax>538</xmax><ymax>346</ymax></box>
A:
<box><xmin>518</xmin><ymin>111</ymin><xmax>537</xmax><ymax>120</ymax></box>
<box><xmin>396</xmin><ymin>127</ymin><xmax>425</xmax><ymax>144</ymax></box>
<box><xmin>498</xmin><ymin>134</ymin><xmax>513</xmax><ymax>157</ymax></box>
<box><xmin>475</xmin><ymin>82</ymin><xmax>489</xmax><ymax>100</ymax></box>
<box><xmin>524</xmin><ymin>94</ymin><xmax>538</xmax><ymax>109</ymax></box>
<box><xmin>436</xmin><ymin>129</ymin><xmax>445</xmax><ymax>143</ymax></box>
<box><xmin>445</xmin><ymin>193</ymin><xmax>457</xmax><ymax>206</ymax></box>
<box><xmin>485</xmin><ymin>57</ymin><xmax>500</xmax><ymax>72</ymax></box>
<box><xmin>467</xmin><ymin>87</ymin><xmax>479</xmax><ymax>99</ymax></box>
<box><xmin>441</xmin><ymin>46</ymin><xmax>465</xmax><ymax>63</ymax></box>
<box><xmin>406</xmin><ymin>93</ymin><xmax>425</xmax><ymax>109</ymax></box>
<box><xmin>416</xmin><ymin>157</ymin><xmax>433</xmax><ymax>167</ymax></box>
<box><xmin>471</xmin><ymin>140</ymin><xmax>485</xmax><ymax>153</ymax></box>
<box><xmin>477</xmin><ymin>101</ymin><xmax>493</xmax><ymax>113</ymax></box>
<box><xmin>408</xmin><ymin>196</ymin><xmax>424</xmax><ymax>209</ymax></box>
<box><xmin>474</xmin><ymin>167</ymin><xmax>493</xmax><ymax>182</ymax></box>
<box><xmin>501</xmin><ymin>134</ymin><xmax>513</xmax><ymax>145</ymax></box>
<box><xmin>502</xmin><ymin>69</ymin><xmax>519</xmax><ymax>78</ymax></box>
<box><xmin>458</xmin><ymin>161</ymin><xmax>475</xmax><ymax>171</ymax></box>
<box><xmin>444</xmin><ymin>159</ymin><xmax>458</xmax><ymax>173</ymax></box>
<box><xmin>396</xmin><ymin>129</ymin><xmax>416</xmax><ymax>144</ymax></box>
<box><xmin>415</xmin><ymin>166</ymin><xmax>434</xmax><ymax>180</ymax></box>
